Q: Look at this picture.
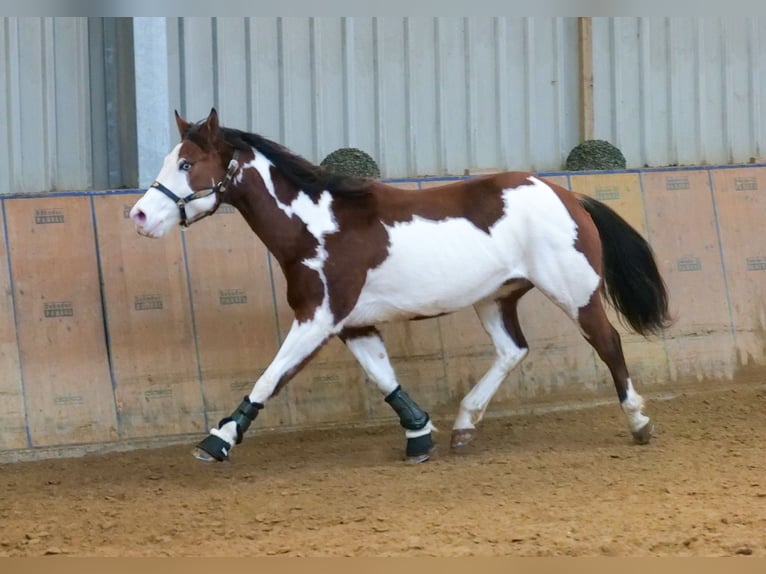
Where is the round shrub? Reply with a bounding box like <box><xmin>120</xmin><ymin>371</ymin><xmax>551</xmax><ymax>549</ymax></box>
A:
<box><xmin>565</xmin><ymin>139</ymin><xmax>626</xmax><ymax>171</ymax></box>
<box><xmin>320</xmin><ymin>147</ymin><xmax>381</xmax><ymax>179</ymax></box>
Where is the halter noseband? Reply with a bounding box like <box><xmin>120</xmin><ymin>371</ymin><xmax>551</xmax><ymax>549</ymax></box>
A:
<box><xmin>150</xmin><ymin>150</ymin><xmax>241</xmax><ymax>228</ymax></box>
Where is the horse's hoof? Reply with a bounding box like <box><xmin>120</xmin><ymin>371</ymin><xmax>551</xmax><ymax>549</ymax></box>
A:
<box><xmin>193</xmin><ymin>434</ymin><xmax>231</xmax><ymax>462</ymax></box>
<box><xmin>192</xmin><ymin>447</ymin><xmax>221</xmax><ymax>462</ymax></box>
<box><xmin>406</xmin><ymin>433</ymin><xmax>434</xmax><ymax>464</ymax></box>
<box><xmin>450</xmin><ymin>428</ymin><xmax>477</xmax><ymax>450</ymax></box>
<box><xmin>406</xmin><ymin>449</ymin><xmax>435</xmax><ymax>464</ymax></box>
<box><xmin>631</xmin><ymin>422</ymin><xmax>653</xmax><ymax>445</ymax></box>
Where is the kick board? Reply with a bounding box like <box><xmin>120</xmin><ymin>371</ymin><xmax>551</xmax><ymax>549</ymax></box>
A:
<box><xmin>0</xmin><ymin>202</ymin><xmax>27</xmax><ymax>450</ymax></box>
<box><xmin>93</xmin><ymin>194</ymin><xmax>206</xmax><ymax>439</ymax></box>
<box><xmin>709</xmin><ymin>167</ymin><xmax>766</xmax><ymax>372</ymax></box>
<box><xmin>641</xmin><ymin>170</ymin><xmax>737</xmax><ymax>384</ymax></box>
<box><xmin>4</xmin><ymin>196</ymin><xmax>117</xmax><ymax>447</ymax></box>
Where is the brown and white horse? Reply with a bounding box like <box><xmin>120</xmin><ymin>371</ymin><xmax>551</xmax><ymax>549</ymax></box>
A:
<box><xmin>129</xmin><ymin>108</ymin><xmax>671</xmax><ymax>464</ymax></box>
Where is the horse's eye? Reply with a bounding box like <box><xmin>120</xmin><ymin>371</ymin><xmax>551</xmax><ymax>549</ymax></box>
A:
<box><xmin>180</xmin><ymin>161</ymin><xmax>192</xmax><ymax>172</ymax></box>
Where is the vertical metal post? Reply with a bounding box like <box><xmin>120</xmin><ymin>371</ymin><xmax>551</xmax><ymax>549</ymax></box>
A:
<box><xmin>579</xmin><ymin>16</ymin><xmax>594</xmax><ymax>142</ymax></box>
<box><xmin>133</xmin><ymin>17</ymin><xmax>172</xmax><ymax>188</ymax></box>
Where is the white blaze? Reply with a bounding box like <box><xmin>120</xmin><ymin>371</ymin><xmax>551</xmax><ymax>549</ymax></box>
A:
<box><xmin>129</xmin><ymin>143</ymin><xmax>218</xmax><ymax>238</ymax></box>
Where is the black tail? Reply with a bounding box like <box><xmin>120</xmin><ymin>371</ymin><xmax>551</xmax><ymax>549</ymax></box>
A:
<box><xmin>579</xmin><ymin>195</ymin><xmax>671</xmax><ymax>337</ymax></box>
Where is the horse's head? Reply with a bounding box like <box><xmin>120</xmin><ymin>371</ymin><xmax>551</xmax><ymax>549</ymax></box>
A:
<box><xmin>129</xmin><ymin>108</ymin><xmax>239</xmax><ymax>238</ymax></box>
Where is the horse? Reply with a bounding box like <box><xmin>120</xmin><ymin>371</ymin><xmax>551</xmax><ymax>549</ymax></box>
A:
<box><xmin>129</xmin><ymin>108</ymin><xmax>671</xmax><ymax>464</ymax></box>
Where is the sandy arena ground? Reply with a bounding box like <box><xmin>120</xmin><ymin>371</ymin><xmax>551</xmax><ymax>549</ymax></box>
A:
<box><xmin>0</xmin><ymin>382</ymin><xmax>764</xmax><ymax>557</ymax></box>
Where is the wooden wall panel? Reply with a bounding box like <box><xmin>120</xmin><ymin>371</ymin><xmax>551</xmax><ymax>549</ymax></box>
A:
<box><xmin>93</xmin><ymin>194</ymin><xmax>205</xmax><ymax>439</ymax></box>
<box><xmin>641</xmin><ymin>170</ymin><xmax>737</xmax><ymax>384</ymax></box>
<box><xmin>181</xmin><ymin>205</ymin><xmax>290</xmax><ymax>431</ymax></box>
<box><xmin>710</xmin><ymin>167</ymin><xmax>766</xmax><ymax>370</ymax></box>
<box><xmin>569</xmin><ymin>173</ymin><xmax>671</xmax><ymax>387</ymax></box>
<box><xmin>5</xmin><ymin>166</ymin><xmax>766</xmax><ymax>459</ymax></box>
<box><xmin>0</xmin><ymin>202</ymin><xmax>27</xmax><ymax>450</ymax></box>
<box><xmin>5</xmin><ymin>197</ymin><xmax>117</xmax><ymax>447</ymax></box>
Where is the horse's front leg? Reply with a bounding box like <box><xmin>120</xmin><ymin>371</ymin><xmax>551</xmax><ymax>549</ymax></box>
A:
<box><xmin>194</xmin><ymin>316</ymin><xmax>332</xmax><ymax>462</ymax></box>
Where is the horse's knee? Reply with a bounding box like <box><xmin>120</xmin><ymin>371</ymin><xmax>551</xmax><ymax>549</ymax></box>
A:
<box><xmin>497</xmin><ymin>345</ymin><xmax>528</xmax><ymax>371</ymax></box>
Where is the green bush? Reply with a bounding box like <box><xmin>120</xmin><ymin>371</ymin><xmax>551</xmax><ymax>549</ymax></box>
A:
<box><xmin>565</xmin><ymin>139</ymin><xmax>626</xmax><ymax>171</ymax></box>
<box><xmin>320</xmin><ymin>147</ymin><xmax>381</xmax><ymax>179</ymax></box>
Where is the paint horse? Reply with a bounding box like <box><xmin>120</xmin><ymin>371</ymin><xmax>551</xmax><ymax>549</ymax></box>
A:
<box><xmin>129</xmin><ymin>108</ymin><xmax>670</xmax><ymax>464</ymax></box>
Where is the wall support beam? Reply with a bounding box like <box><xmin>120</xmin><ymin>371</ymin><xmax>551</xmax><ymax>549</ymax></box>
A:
<box><xmin>133</xmin><ymin>17</ymin><xmax>172</xmax><ymax>188</ymax></box>
<box><xmin>578</xmin><ymin>16</ymin><xmax>594</xmax><ymax>142</ymax></box>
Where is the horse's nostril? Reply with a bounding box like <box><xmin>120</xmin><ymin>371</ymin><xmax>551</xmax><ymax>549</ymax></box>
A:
<box><xmin>133</xmin><ymin>209</ymin><xmax>147</xmax><ymax>224</ymax></box>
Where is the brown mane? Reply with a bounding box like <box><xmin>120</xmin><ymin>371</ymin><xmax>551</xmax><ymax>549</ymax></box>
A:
<box><xmin>184</xmin><ymin>121</ymin><xmax>374</xmax><ymax>200</ymax></box>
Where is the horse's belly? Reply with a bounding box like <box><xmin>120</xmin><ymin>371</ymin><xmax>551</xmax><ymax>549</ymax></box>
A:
<box><xmin>343</xmin><ymin>216</ymin><xmax>519</xmax><ymax>326</ymax></box>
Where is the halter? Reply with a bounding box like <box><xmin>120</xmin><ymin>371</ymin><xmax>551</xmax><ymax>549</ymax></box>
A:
<box><xmin>149</xmin><ymin>150</ymin><xmax>241</xmax><ymax>227</ymax></box>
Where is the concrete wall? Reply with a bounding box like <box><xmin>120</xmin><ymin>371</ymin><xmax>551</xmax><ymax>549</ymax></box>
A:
<box><xmin>1</xmin><ymin>165</ymin><xmax>765</xmax><ymax>461</ymax></box>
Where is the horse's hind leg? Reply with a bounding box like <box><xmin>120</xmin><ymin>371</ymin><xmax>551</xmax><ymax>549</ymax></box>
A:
<box><xmin>577</xmin><ymin>294</ymin><xmax>653</xmax><ymax>444</ymax></box>
<box><xmin>340</xmin><ymin>327</ymin><xmax>436</xmax><ymax>463</ymax></box>
<box><xmin>451</xmin><ymin>283</ymin><xmax>532</xmax><ymax>450</ymax></box>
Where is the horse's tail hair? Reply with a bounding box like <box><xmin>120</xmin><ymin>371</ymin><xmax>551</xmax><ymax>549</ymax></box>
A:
<box><xmin>578</xmin><ymin>195</ymin><xmax>672</xmax><ymax>337</ymax></box>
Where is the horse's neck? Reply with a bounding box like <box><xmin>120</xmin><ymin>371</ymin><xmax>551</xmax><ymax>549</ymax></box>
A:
<box><xmin>228</xmin><ymin>166</ymin><xmax>317</xmax><ymax>269</ymax></box>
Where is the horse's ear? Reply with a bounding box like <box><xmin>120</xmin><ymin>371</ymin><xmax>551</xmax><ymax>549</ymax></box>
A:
<box><xmin>175</xmin><ymin>110</ymin><xmax>191</xmax><ymax>137</ymax></box>
<box><xmin>204</xmin><ymin>107</ymin><xmax>220</xmax><ymax>138</ymax></box>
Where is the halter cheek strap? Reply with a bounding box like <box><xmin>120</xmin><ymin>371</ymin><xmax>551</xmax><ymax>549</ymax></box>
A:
<box><xmin>150</xmin><ymin>149</ymin><xmax>241</xmax><ymax>228</ymax></box>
